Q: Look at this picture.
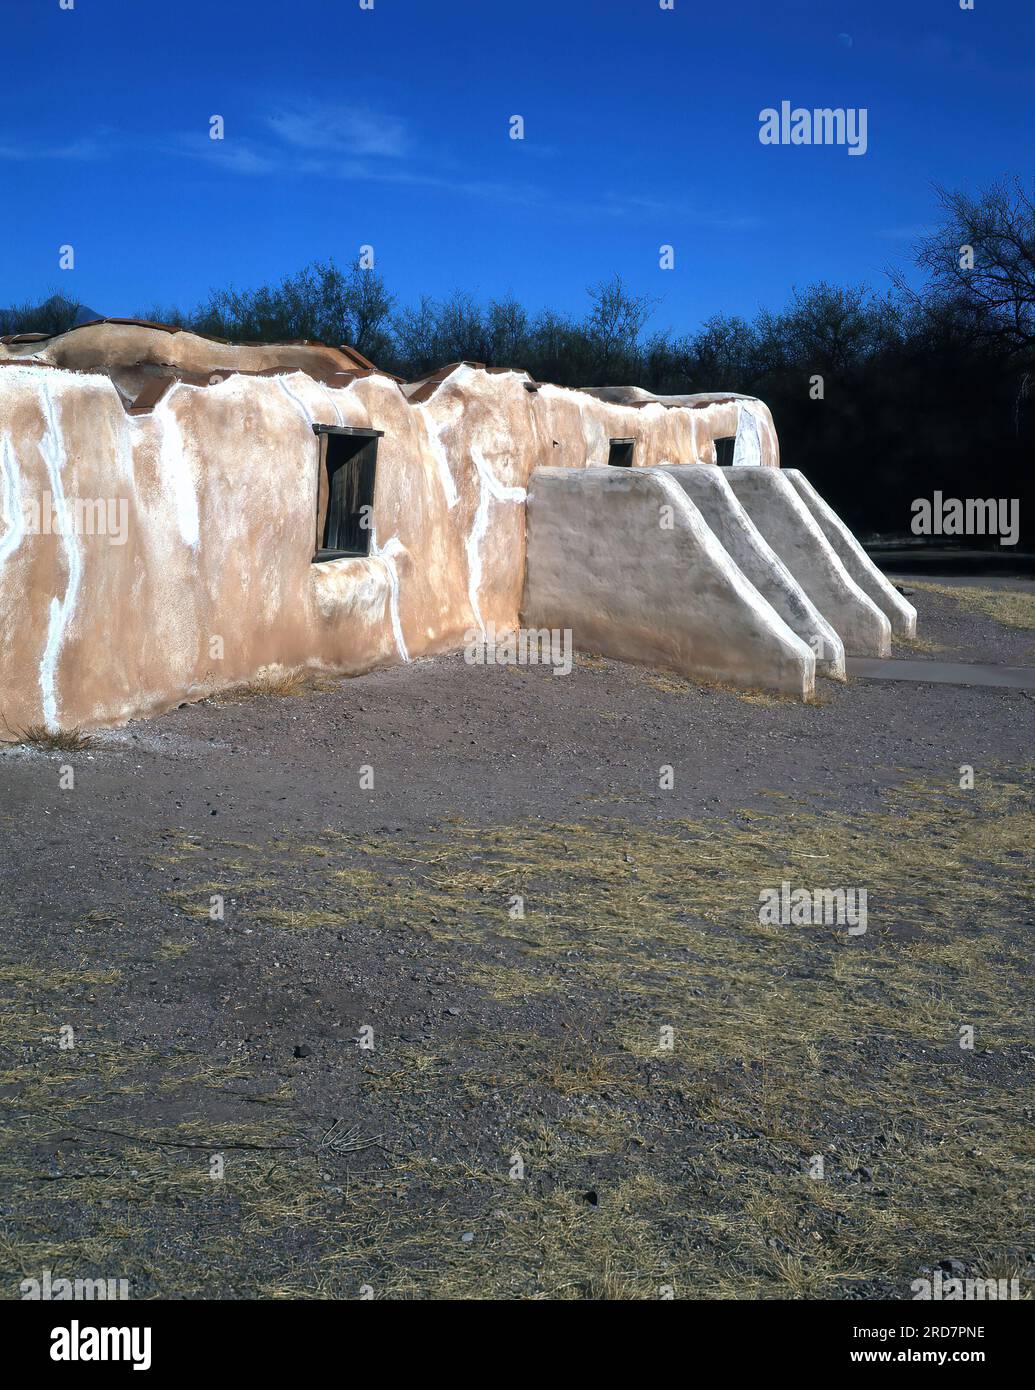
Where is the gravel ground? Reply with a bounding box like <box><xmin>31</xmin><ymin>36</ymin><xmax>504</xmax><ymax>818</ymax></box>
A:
<box><xmin>0</xmin><ymin>579</ymin><xmax>1031</xmax><ymax>1300</ymax></box>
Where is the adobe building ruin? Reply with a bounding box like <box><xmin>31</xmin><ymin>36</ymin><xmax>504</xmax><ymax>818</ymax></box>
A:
<box><xmin>0</xmin><ymin>320</ymin><xmax>916</xmax><ymax>733</ymax></box>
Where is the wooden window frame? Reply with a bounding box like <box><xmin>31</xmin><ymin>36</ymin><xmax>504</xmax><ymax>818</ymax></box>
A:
<box><xmin>311</xmin><ymin>424</ymin><xmax>384</xmax><ymax>563</ymax></box>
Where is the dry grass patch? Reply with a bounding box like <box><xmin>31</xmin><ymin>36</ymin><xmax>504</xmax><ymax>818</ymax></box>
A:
<box><xmin>217</xmin><ymin>666</ymin><xmax>339</xmax><ymax>703</ymax></box>
<box><xmin>908</xmin><ymin>581</ymin><xmax>1035</xmax><ymax>631</ymax></box>
<box><xmin>3</xmin><ymin>722</ymin><xmax>94</xmax><ymax>752</ymax></box>
<box><xmin>894</xmin><ymin>633</ymin><xmax>946</xmax><ymax>654</ymax></box>
<box><xmin>5</xmin><ymin>773</ymin><xmax>1030</xmax><ymax>1299</ymax></box>
<box><xmin>643</xmin><ymin>670</ymin><xmax>830</xmax><ymax>706</ymax></box>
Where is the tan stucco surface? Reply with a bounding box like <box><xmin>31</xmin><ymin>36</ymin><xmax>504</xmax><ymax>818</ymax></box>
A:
<box><xmin>0</xmin><ymin>331</ymin><xmax>775</xmax><ymax>733</ymax></box>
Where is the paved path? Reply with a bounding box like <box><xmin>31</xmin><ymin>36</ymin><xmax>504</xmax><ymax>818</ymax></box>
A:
<box><xmin>846</xmin><ymin>657</ymin><xmax>1035</xmax><ymax>690</ymax></box>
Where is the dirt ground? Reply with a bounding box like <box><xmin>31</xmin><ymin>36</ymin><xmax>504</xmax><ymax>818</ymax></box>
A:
<box><xmin>1</xmin><ymin>578</ymin><xmax>1032</xmax><ymax>1300</ymax></box>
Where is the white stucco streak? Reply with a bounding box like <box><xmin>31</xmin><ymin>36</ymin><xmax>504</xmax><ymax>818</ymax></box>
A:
<box><xmin>466</xmin><ymin>444</ymin><xmax>526</xmax><ymax>635</ymax></box>
<box><xmin>155</xmin><ymin>396</ymin><xmax>200</xmax><ymax>549</ymax></box>
<box><xmin>371</xmin><ymin>533</ymin><xmax>409</xmax><ymax>661</ymax></box>
<box><xmin>36</xmin><ymin>378</ymin><xmax>83</xmax><ymax>729</ymax></box>
<box><xmin>276</xmin><ymin>375</ymin><xmax>316</xmax><ymax>426</ymax></box>
<box><xmin>466</xmin><ymin>486</ymin><xmax>490</xmax><ymax>635</ymax></box>
<box><xmin>420</xmin><ymin>409</ymin><xmax>460</xmax><ymax>510</ymax></box>
<box><xmin>470</xmin><ymin>444</ymin><xmax>526</xmax><ymax>505</ymax></box>
<box><xmin>0</xmin><ymin>431</ymin><xmax>25</xmax><ymax>571</ymax></box>
<box><xmin>318</xmin><ymin>383</ymin><xmax>345</xmax><ymax>427</ymax></box>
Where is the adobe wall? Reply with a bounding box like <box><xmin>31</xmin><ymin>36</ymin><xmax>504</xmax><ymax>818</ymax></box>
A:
<box><xmin>0</xmin><ymin>354</ymin><xmax>778</xmax><ymax>733</ymax></box>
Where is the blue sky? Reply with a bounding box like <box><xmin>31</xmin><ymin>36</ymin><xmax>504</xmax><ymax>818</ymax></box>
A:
<box><xmin>0</xmin><ymin>0</ymin><xmax>1030</xmax><ymax>335</ymax></box>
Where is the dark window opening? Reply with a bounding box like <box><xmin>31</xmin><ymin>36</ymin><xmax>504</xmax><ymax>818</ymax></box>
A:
<box><xmin>608</xmin><ymin>438</ymin><xmax>635</xmax><ymax>467</ymax></box>
<box><xmin>714</xmin><ymin>436</ymin><xmax>736</xmax><ymax>466</ymax></box>
<box><xmin>312</xmin><ymin>426</ymin><xmax>383</xmax><ymax>562</ymax></box>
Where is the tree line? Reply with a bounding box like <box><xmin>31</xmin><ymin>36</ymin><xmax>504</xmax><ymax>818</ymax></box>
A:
<box><xmin>3</xmin><ymin>180</ymin><xmax>1031</xmax><ymax>544</ymax></box>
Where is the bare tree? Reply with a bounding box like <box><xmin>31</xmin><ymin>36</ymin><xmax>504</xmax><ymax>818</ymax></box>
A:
<box><xmin>391</xmin><ymin>296</ymin><xmax>440</xmax><ymax>377</ymax></box>
<box><xmin>584</xmin><ymin>274</ymin><xmax>656</xmax><ymax>376</ymax></box>
<box><xmin>914</xmin><ymin>178</ymin><xmax>1035</xmax><ymax>361</ymax></box>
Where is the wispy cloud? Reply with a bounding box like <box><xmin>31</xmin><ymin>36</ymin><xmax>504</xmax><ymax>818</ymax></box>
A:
<box><xmin>317</xmin><ymin>160</ymin><xmax>547</xmax><ymax>207</ymax></box>
<box><xmin>173</xmin><ymin>106</ymin><xmax>552</xmax><ymax>209</ymax></box>
<box><xmin>0</xmin><ymin>131</ymin><xmax>113</xmax><ymax>162</ymax></box>
<box><xmin>167</xmin><ymin>133</ymin><xmax>282</xmax><ymax>176</ymax></box>
<box><xmin>0</xmin><ymin>105</ymin><xmax>409</xmax><ymax>170</ymax></box>
<box><xmin>267</xmin><ymin>104</ymin><xmax>409</xmax><ymax>159</ymax></box>
<box><xmin>599</xmin><ymin>190</ymin><xmax>763</xmax><ymax>230</ymax></box>
<box><xmin>0</xmin><ymin>105</ymin><xmax>762</xmax><ymax>230</ymax></box>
